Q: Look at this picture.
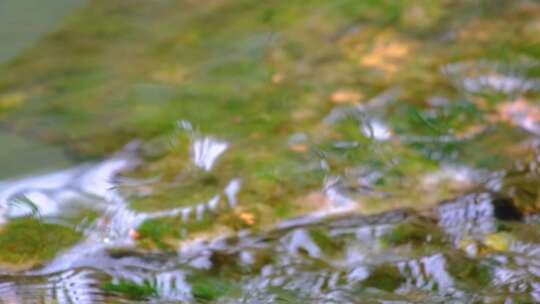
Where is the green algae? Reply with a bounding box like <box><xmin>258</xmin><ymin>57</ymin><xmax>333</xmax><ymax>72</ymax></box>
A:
<box><xmin>0</xmin><ymin>217</ymin><xmax>80</xmax><ymax>269</ymax></box>
<box><xmin>381</xmin><ymin>218</ymin><xmax>445</xmax><ymax>247</ymax></box>
<box><xmin>362</xmin><ymin>264</ymin><xmax>405</xmax><ymax>292</ymax></box>
<box><xmin>102</xmin><ymin>278</ymin><xmax>157</xmax><ymax>300</ymax></box>
<box><xmin>186</xmin><ymin>253</ymin><xmax>246</xmax><ymax>301</ymax></box>
<box><xmin>137</xmin><ymin>217</ymin><xmax>180</xmax><ymax>251</ymax></box>
<box><xmin>137</xmin><ymin>215</ymin><xmax>222</xmax><ymax>250</ymax></box>
<box><xmin>446</xmin><ymin>253</ymin><xmax>492</xmax><ymax>289</ymax></box>
<box><xmin>189</xmin><ymin>273</ymin><xmax>237</xmax><ymax>302</ymax></box>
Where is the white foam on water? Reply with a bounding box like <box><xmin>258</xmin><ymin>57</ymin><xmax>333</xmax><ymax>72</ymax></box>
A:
<box><xmin>192</xmin><ymin>137</ymin><xmax>228</xmax><ymax>171</ymax></box>
<box><xmin>462</xmin><ymin>75</ymin><xmax>537</xmax><ymax>94</ymax></box>
<box><xmin>421</xmin><ymin>165</ymin><xmax>485</xmax><ymax>189</ymax></box>
<box><xmin>207</xmin><ymin>195</ymin><xmax>220</xmax><ymax>210</ymax></box>
<box><xmin>76</xmin><ymin>158</ymin><xmax>132</xmax><ymax>200</ymax></box>
<box><xmin>283</xmin><ymin>229</ymin><xmax>322</xmax><ymax>258</ymax></box>
<box><xmin>323</xmin><ymin>176</ymin><xmax>357</xmax><ymax>206</ymax></box>
<box><xmin>156</xmin><ymin>270</ymin><xmax>192</xmax><ymax>301</ymax></box>
<box><xmin>0</xmin><ymin>167</ymin><xmax>83</xmax><ymax>220</ymax></box>
<box><xmin>361</xmin><ymin>119</ymin><xmax>392</xmax><ymax>141</ymax></box>
<box><xmin>0</xmin><ymin>157</ymin><xmax>133</xmax><ymax>220</ymax></box>
<box><xmin>224</xmin><ymin>178</ymin><xmax>241</xmax><ymax>207</ymax></box>
<box><xmin>442</xmin><ymin>61</ymin><xmax>539</xmax><ymax>95</ymax></box>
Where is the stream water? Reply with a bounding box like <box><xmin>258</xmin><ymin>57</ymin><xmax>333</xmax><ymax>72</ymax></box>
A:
<box><xmin>3</xmin><ymin>0</ymin><xmax>540</xmax><ymax>303</ymax></box>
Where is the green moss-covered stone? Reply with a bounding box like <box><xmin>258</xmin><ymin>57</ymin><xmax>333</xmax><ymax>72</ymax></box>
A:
<box><xmin>0</xmin><ymin>217</ymin><xmax>81</xmax><ymax>270</ymax></box>
<box><xmin>381</xmin><ymin>218</ymin><xmax>444</xmax><ymax>247</ymax></box>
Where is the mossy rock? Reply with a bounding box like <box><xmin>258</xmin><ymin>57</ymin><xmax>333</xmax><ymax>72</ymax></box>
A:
<box><xmin>136</xmin><ymin>217</ymin><xmax>183</xmax><ymax>251</ymax></box>
<box><xmin>308</xmin><ymin>227</ymin><xmax>345</xmax><ymax>257</ymax></box>
<box><xmin>380</xmin><ymin>218</ymin><xmax>445</xmax><ymax>247</ymax></box>
<box><xmin>0</xmin><ymin>217</ymin><xmax>81</xmax><ymax>270</ymax></box>
<box><xmin>445</xmin><ymin>252</ymin><xmax>491</xmax><ymax>289</ymax></box>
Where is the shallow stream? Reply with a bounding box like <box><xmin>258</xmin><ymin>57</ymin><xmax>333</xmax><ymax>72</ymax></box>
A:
<box><xmin>3</xmin><ymin>0</ymin><xmax>540</xmax><ymax>303</ymax></box>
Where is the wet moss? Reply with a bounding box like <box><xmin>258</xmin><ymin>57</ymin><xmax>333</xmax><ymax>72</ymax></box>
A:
<box><xmin>0</xmin><ymin>217</ymin><xmax>81</xmax><ymax>268</ymax></box>
<box><xmin>187</xmin><ymin>271</ymin><xmax>239</xmax><ymax>302</ymax></box>
<box><xmin>381</xmin><ymin>219</ymin><xmax>444</xmax><ymax>247</ymax></box>
<box><xmin>102</xmin><ymin>278</ymin><xmax>157</xmax><ymax>300</ymax></box>
<box><xmin>137</xmin><ymin>214</ymin><xmax>229</xmax><ymax>250</ymax></box>
<box><xmin>137</xmin><ymin>217</ymin><xmax>181</xmax><ymax>250</ymax></box>
<box><xmin>308</xmin><ymin>227</ymin><xmax>344</xmax><ymax>256</ymax></box>
<box><xmin>498</xmin><ymin>221</ymin><xmax>540</xmax><ymax>245</ymax></box>
<box><xmin>362</xmin><ymin>264</ymin><xmax>405</xmax><ymax>292</ymax></box>
<box><xmin>446</xmin><ymin>253</ymin><xmax>491</xmax><ymax>289</ymax></box>
<box><xmin>129</xmin><ymin>174</ymin><xmax>225</xmax><ymax>212</ymax></box>
<box><xmin>191</xmin><ymin>278</ymin><xmax>230</xmax><ymax>301</ymax></box>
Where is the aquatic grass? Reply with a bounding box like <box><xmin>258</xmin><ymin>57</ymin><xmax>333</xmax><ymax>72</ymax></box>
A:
<box><xmin>8</xmin><ymin>194</ymin><xmax>41</xmax><ymax>218</ymax></box>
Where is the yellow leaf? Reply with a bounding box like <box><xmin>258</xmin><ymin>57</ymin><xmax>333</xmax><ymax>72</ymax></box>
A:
<box><xmin>290</xmin><ymin>144</ymin><xmax>308</xmax><ymax>153</ymax></box>
<box><xmin>330</xmin><ymin>89</ymin><xmax>362</xmax><ymax>104</ymax></box>
<box><xmin>359</xmin><ymin>36</ymin><xmax>413</xmax><ymax>74</ymax></box>
<box><xmin>483</xmin><ymin>233</ymin><xmax>511</xmax><ymax>252</ymax></box>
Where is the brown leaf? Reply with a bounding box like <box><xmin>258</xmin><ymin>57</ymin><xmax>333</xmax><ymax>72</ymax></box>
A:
<box><xmin>272</xmin><ymin>73</ymin><xmax>284</xmax><ymax>84</ymax></box>
<box><xmin>128</xmin><ymin>228</ymin><xmax>141</xmax><ymax>240</ymax></box>
<box><xmin>330</xmin><ymin>89</ymin><xmax>363</xmax><ymax>104</ymax></box>
<box><xmin>290</xmin><ymin>144</ymin><xmax>308</xmax><ymax>153</ymax></box>
<box><xmin>239</xmin><ymin>212</ymin><xmax>256</xmax><ymax>225</ymax></box>
<box><xmin>360</xmin><ymin>36</ymin><xmax>413</xmax><ymax>73</ymax></box>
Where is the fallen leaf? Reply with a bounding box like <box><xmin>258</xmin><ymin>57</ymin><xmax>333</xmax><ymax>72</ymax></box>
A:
<box><xmin>290</xmin><ymin>144</ymin><xmax>308</xmax><ymax>153</ymax></box>
<box><xmin>128</xmin><ymin>229</ymin><xmax>141</xmax><ymax>240</ymax></box>
<box><xmin>239</xmin><ymin>212</ymin><xmax>256</xmax><ymax>225</ymax></box>
<box><xmin>272</xmin><ymin>73</ymin><xmax>284</xmax><ymax>84</ymax></box>
<box><xmin>330</xmin><ymin>89</ymin><xmax>362</xmax><ymax>104</ymax></box>
<box><xmin>360</xmin><ymin>36</ymin><xmax>413</xmax><ymax>73</ymax></box>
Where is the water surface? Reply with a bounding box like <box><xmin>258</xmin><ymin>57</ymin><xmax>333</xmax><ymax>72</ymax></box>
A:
<box><xmin>2</xmin><ymin>0</ymin><xmax>540</xmax><ymax>303</ymax></box>
<box><xmin>0</xmin><ymin>0</ymin><xmax>85</xmax><ymax>64</ymax></box>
